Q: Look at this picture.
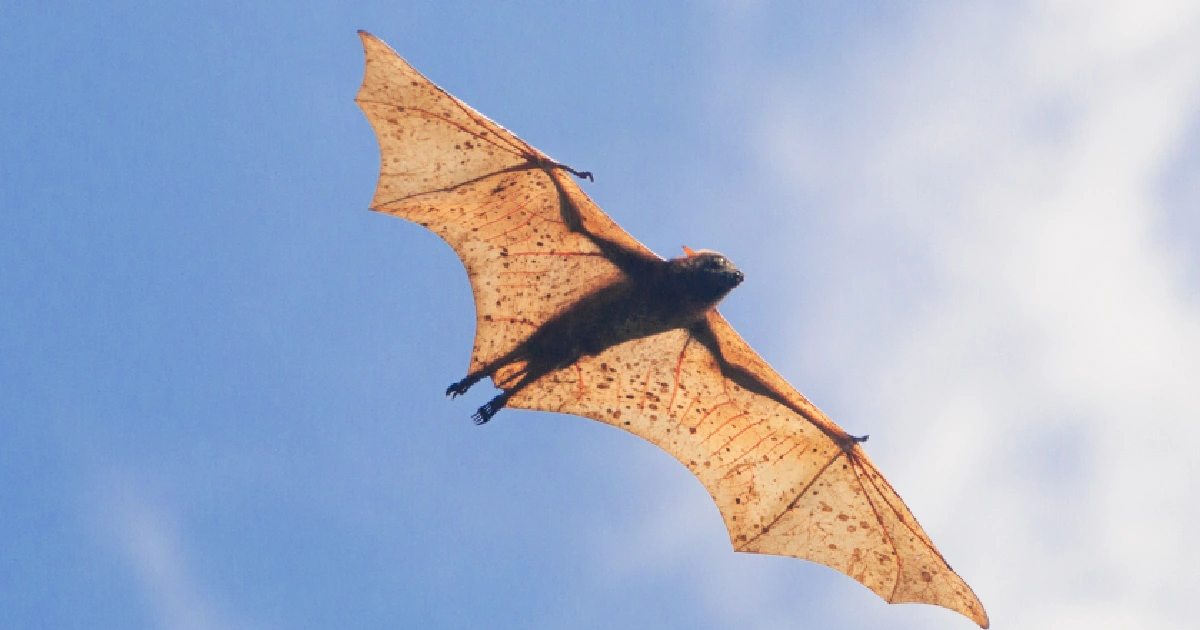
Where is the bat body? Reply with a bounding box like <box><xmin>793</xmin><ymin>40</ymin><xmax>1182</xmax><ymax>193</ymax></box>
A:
<box><xmin>449</xmin><ymin>248</ymin><xmax>746</xmax><ymax>424</ymax></box>
<box><xmin>355</xmin><ymin>31</ymin><xmax>988</xmax><ymax>627</ymax></box>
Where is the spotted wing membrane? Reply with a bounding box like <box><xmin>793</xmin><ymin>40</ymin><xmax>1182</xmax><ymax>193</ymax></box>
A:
<box><xmin>356</xmin><ymin>32</ymin><xmax>658</xmax><ymax>372</ymax></box>
<box><xmin>506</xmin><ymin>311</ymin><xmax>988</xmax><ymax>627</ymax></box>
<box><xmin>356</xmin><ymin>31</ymin><xmax>986</xmax><ymax>627</ymax></box>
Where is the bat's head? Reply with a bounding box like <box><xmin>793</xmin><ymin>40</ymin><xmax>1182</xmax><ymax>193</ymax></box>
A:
<box><xmin>671</xmin><ymin>248</ymin><xmax>745</xmax><ymax>307</ymax></box>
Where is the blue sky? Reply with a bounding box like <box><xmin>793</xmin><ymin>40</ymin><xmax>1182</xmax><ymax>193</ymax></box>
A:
<box><xmin>4</xmin><ymin>2</ymin><xmax>1199</xmax><ymax>629</ymax></box>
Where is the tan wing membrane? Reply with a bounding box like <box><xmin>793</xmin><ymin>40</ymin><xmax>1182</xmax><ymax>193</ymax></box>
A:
<box><xmin>510</xmin><ymin>313</ymin><xmax>988</xmax><ymax>627</ymax></box>
<box><xmin>368</xmin><ymin>166</ymin><xmax>624</xmax><ymax>371</ymax></box>
<box><xmin>356</xmin><ymin>34</ymin><xmax>532</xmax><ymax>204</ymax></box>
<box><xmin>356</xmin><ymin>32</ymin><xmax>657</xmax><ymax>370</ymax></box>
<box><xmin>356</xmin><ymin>31</ymin><xmax>987</xmax><ymax>628</ymax></box>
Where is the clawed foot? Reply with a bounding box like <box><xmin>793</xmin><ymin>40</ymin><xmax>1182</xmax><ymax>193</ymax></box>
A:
<box><xmin>447</xmin><ymin>375</ymin><xmax>510</xmax><ymax>424</ymax></box>
<box><xmin>472</xmin><ymin>399</ymin><xmax>502</xmax><ymax>425</ymax></box>
<box><xmin>548</xmin><ymin>160</ymin><xmax>593</xmax><ymax>182</ymax></box>
<box><xmin>471</xmin><ymin>392</ymin><xmax>510</xmax><ymax>425</ymax></box>
<box><xmin>838</xmin><ymin>434</ymin><xmax>869</xmax><ymax>452</ymax></box>
<box><xmin>446</xmin><ymin>379</ymin><xmax>471</xmax><ymax>399</ymax></box>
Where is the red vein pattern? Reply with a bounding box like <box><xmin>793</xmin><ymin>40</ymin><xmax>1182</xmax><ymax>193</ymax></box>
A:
<box><xmin>357</xmin><ymin>31</ymin><xmax>987</xmax><ymax>627</ymax></box>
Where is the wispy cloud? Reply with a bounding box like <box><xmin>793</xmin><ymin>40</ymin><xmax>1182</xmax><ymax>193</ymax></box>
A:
<box><xmin>101</xmin><ymin>481</ymin><xmax>250</xmax><ymax>630</ymax></box>
<box><xmin>710</xmin><ymin>1</ymin><xmax>1200</xmax><ymax>628</ymax></box>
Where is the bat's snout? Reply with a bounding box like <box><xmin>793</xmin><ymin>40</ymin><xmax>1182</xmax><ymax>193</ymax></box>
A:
<box><xmin>714</xmin><ymin>267</ymin><xmax>744</xmax><ymax>295</ymax></box>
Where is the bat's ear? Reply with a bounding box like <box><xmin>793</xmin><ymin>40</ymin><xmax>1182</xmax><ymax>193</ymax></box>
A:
<box><xmin>682</xmin><ymin>245</ymin><xmax>698</xmax><ymax>258</ymax></box>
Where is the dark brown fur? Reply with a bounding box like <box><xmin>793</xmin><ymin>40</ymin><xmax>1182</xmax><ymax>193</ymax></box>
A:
<box><xmin>449</xmin><ymin>246</ymin><xmax>744</xmax><ymax>423</ymax></box>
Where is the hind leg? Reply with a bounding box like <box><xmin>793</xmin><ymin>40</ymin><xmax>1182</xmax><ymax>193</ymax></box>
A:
<box><xmin>447</xmin><ymin>347</ymin><xmax>531</xmax><ymax>398</ymax></box>
<box><xmin>447</xmin><ymin>362</ymin><xmax>525</xmax><ymax>398</ymax></box>
<box><xmin>472</xmin><ymin>391</ymin><xmax>511</xmax><ymax>425</ymax></box>
<box><xmin>446</xmin><ymin>371</ymin><xmax>488</xmax><ymax>398</ymax></box>
<box><xmin>471</xmin><ymin>371</ymin><xmax>538</xmax><ymax>425</ymax></box>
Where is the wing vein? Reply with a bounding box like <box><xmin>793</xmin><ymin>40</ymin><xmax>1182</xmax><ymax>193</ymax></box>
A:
<box><xmin>356</xmin><ymin>99</ymin><xmax>531</xmax><ymax>158</ymax></box>
<box><xmin>743</xmin><ymin>451</ymin><xmax>844</xmax><ymax>548</ymax></box>
<box><xmin>858</xmin><ymin>458</ymin><xmax>947</xmax><ymax>562</ymax></box>
<box><xmin>709</xmin><ymin>418</ymin><xmax>765</xmax><ymax>457</ymax></box>
<box><xmin>848</xmin><ymin>453</ymin><xmax>903</xmax><ymax>602</ymax></box>
<box><xmin>666</xmin><ymin>335</ymin><xmax>691</xmax><ymax>414</ymax></box>
<box><xmin>701</xmin><ymin>411</ymin><xmax>750</xmax><ymax>445</ymax></box>
<box><xmin>371</xmin><ymin>162</ymin><xmax>545</xmax><ymax>209</ymax></box>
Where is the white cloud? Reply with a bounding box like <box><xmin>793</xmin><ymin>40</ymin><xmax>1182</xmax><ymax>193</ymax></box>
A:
<box><xmin>708</xmin><ymin>1</ymin><xmax>1200</xmax><ymax>628</ymax></box>
<box><xmin>102</xmin><ymin>481</ymin><xmax>250</xmax><ymax>630</ymax></box>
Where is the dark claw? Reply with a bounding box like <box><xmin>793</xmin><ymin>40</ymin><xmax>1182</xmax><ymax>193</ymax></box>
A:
<box><xmin>552</xmin><ymin>161</ymin><xmax>594</xmax><ymax>182</ymax></box>
<box><xmin>472</xmin><ymin>392</ymin><xmax>509</xmax><ymax>425</ymax></box>
<box><xmin>446</xmin><ymin>380</ymin><xmax>470</xmax><ymax>399</ymax></box>
<box><xmin>849</xmin><ymin>434</ymin><xmax>869</xmax><ymax>444</ymax></box>
<box><xmin>473</xmin><ymin>400</ymin><xmax>499</xmax><ymax>425</ymax></box>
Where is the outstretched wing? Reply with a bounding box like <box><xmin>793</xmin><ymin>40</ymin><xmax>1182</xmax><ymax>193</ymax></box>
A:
<box><xmin>355</xmin><ymin>31</ymin><xmax>659</xmax><ymax>373</ymax></box>
<box><xmin>505</xmin><ymin>311</ymin><xmax>988</xmax><ymax>628</ymax></box>
<box><xmin>356</xmin><ymin>31</ymin><xmax>985</xmax><ymax>627</ymax></box>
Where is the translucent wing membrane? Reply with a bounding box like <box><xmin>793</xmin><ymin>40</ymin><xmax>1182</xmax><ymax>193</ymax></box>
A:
<box><xmin>508</xmin><ymin>311</ymin><xmax>987</xmax><ymax>627</ymax></box>
<box><xmin>356</xmin><ymin>32</ymin><xmax>657</xmax><ymax>370</ymax></box>
<box><xmin>356</xmin><ymin>31</ymin><xmax>987</xmax><ymax>627</ymax></box>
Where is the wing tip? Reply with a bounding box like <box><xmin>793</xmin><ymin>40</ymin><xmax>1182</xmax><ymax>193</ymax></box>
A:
<box><xmin>354</xmin><ymin>30</ymin><xmax>407</xmax><ymax>115</ymax></box>
<box><xmin>891</xmin><ymin>598</ymin><xmax>988</xmax><ymax>628</ymax></box>
<box><xmin>966</xmin><ymin>601</ymin><xmax>990</xmax><ymax>628</ymax></box>
<box><xmin>915</xmin><ymin>578</ymin><xmax>989</xmax><ymax>628</ymax></box>
<box><xmin>355</xmin><ymin>29</ymin><xmax>400</xmax><ymax>71</ymax></box>
<box><xmin>887</xmin><ymin>584</ymin><xmax>988</xmax><ymax>628</ymax></box>
<box><xmin>964</xmin><ymin>588</ymin><xmax>990</xmax><ymax>628</ymax></box>
<box><xmin>357</xmin><ymin>29</ymin><xmax>379</xmax><ymax>45</ymax></box>
<box><xmin>356</xmin><ymin>30</ymin><xmax>379</xmax><ymax>57</ymax></box>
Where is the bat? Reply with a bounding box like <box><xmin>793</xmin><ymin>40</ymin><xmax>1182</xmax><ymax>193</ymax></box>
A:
<box><xmin>354</xmin><ymin>31</ymin><xmax>988</xmax><ymax>628</ymax></box>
